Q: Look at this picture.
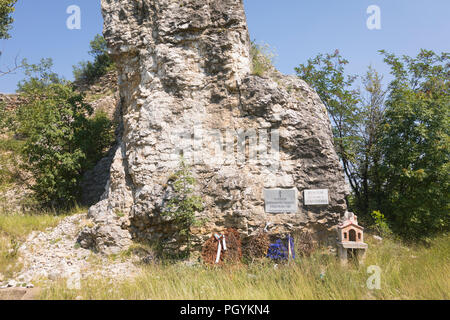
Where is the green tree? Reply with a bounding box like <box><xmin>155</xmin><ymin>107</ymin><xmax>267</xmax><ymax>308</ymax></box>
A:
<box><xmin>295</xmin><ymin>51</ymin><xmax>365</xmax><ymax>208</ymax></box>
<box><xmin>379</xmin><ymin>49</ymin><xmax>449</xmax><ymax>239</ymax></box>
<box><xmin>78</xmin><ymin>110</ymin><xmax>116</xmax><ymax>169</ymax></box>
<box><xmin>15</xmin><ymin>59</ymin><xmax>115</xmax><ymax>208</ymax></box>
<box><xmin>17</xmin><ymin>58</ymin><xmax>62</xmax><ymax>92</ymax></box>
<box><xmin>296</xmin><ymin>52</ymin><xmax>390</xmax><ymax>223</ymax></box>
<box><xmin>0</xmin><ymin>0</ymin><xmax>16</xmax><ymax>40</ymax></box>
<box><xmin>88</xmin><ymin>34</ymin><xmax>108</xmax><ymax>57</ymax></box>
<box><xmin>73</xmin><ymin>34</ymin><xmax>114</xmax><ymax>84</ymax></box>
<box><xmin>162</xmin><ymin>158</ymin><xmax>203</xmax><ymax>256</ymax></box>
<box><xmin>352</xmin><ymin>67</ymin><xmax>387</xmax><ymax>218</ymax></box>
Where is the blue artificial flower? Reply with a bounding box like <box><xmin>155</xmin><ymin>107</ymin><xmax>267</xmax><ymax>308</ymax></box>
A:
<box><xmin>266</xmin><ymin>236</ymin><xmax>295</xmax><ymax>261</ymax></box>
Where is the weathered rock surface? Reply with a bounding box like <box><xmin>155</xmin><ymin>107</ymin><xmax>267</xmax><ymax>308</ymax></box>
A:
<box><xmin>80</xmin><ymin>145</ymin><xmax>117</xmax><ymax>207</ymax></box>
<box><xmin>80</xmin><ymin>0</ymin><xmax>349</xmax><ymax>254</ymax></box>
<box><xmin>0</xmin><ymin>94</ymin><xmax>27</xmax><ymax>111</ymax></box>
<box><xmin>74</xmin><ymin>70</ymin><xmax>120</xmax><ymax>122</ymax></box>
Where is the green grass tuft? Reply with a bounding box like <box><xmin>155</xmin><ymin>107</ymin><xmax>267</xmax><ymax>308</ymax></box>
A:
<box><xmin>250</xmin><ymin>41</ymin><xmax>276</xmax><ymax>77</ymax></box>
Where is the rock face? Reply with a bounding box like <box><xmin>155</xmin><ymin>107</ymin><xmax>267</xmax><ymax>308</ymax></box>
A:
<box><xmin>78</xmin><ymin>0</ymin><xmax>349</xmax><ymax>255</ymax></box>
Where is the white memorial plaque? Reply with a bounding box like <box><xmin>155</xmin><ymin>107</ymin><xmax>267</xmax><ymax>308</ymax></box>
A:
<box><xmin>304</xmin><ymin>189</ymin><xmax>329</xmax><ymax>205</ymax></box>
<box><xmin>264</xmin><ymin>188</ymin><xmax>298</xmax><ymax>213</ymax></box>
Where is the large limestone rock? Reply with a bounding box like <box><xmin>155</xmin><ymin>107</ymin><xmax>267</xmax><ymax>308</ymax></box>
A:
<box><xmin>78</xmin><ymin>0</ymin><xmax>349</xmax><ymax>255</ymax></box>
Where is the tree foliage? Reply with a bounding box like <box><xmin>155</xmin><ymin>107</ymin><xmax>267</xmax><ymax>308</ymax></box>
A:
<box><xmin>378</xmin><ymin>50</ymin><xmax>449</xmax><ymax>239</ymax></box>
<box><xmin>295</xmin><ymin>51</ymin><xmax>382</xmax><ymax>219</ymax></box>
<box><xmin>17</xmin><ymin>58</ymin><xmax>62</xmax><ymax>92</ymax></box>
<box><xmin>73</xmin><ymin>34</ymin><xmax>115</xmax><ymax>84</ymax></box>
<box><xmin>295</xmin><ymin>51</ymin><xmax>360</xmax><ymax>182</ymax></box>
<box><xmin>352</xmin><ymin>67</ymin><xmax>387</xmax><ymax>218</ymax></box>
<box><xmin>0</xmin><ymin>0</ymin><xmax>16</xmax><ymax>40</ymax></box>
<box><xmin>296</xmin><ymin>49</ymin><xmax>449</xmax><ymax>239</ymax></box>
<box><xmin>88</xmin><ymin>34</ymin><xmax>109</xmax><ymax>57</ymax></box>
<box><xmin>15</xmin><ymin>59</ymin><xmax>115</xmax><ymax>208</ymax></box>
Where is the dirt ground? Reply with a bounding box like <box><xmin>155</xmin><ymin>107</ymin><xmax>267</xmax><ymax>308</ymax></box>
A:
<box><xmin>0</xmin><ymin>287</ymin><xmax>40</xmax><ymax>300</ymax></box>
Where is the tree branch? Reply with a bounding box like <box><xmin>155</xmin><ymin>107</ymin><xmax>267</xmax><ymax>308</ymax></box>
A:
<box><xmin>0</xmin><ymin>55</ymin><xmax>24</xmax><ymax>77</ymax></box>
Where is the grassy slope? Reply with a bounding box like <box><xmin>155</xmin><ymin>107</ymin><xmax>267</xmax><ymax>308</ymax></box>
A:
<box><xmin>0</xmin><ymin>205</ymin><xmax>87</xmax><ymax>279</ymax></box>
<box><xmin>0</xmin><ymin>214</ymin><xmax>65</xmax><ymax>279</ymax></box>
<box><xmin>39</xmin><ymin>234</ymin><xmax>449</xmax><ymax>300</ymax></box>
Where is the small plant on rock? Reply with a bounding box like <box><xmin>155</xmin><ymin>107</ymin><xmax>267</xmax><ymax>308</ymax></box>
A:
<box><xmin>250</xmin><ymin>40</ymin><xmax>276</xmax><ymax>77</ymax></box>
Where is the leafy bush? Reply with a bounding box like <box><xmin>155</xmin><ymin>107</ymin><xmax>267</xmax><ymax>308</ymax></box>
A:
<box><xmin>15</xmin><ymin>59</ymin><xmax>115</xmax><ymax>208</ymax></box>
<box><xmin>76</xmin><ymin>110</ymin><xmax>115</xmax><ymax>169</ymax></box>
<box><xmin>370</xmin><ymin>210</ymin><xmax>392</xmax><ymax>237</ymax></box>
<box><xmin>0</xmin><ymin>104</ymin><xmax>23</xmax><ymax>190</ymax></box>
<box><xmin>17</xmin><ymin>58</ymin><xmax>63</xmax><ymax>93</ymax></box>
<box><xmin>73</xmin><ymin>34</ymin><xmax>115</xmax><ymax>84</ymax></box>
<box><xmin>73</xmin><ymin>55</ymin><xmax>114</xmax><ymax>84</ymax></box>
<box><xmin>87</xmin><ymin>34</ymin><xmax>109</xmax><ymax>58</ymax></box>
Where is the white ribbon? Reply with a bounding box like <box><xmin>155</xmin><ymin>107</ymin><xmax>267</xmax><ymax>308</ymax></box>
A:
<box><xmin>264</xmin><ymin>222</ymin><xmax>272</xmax><ymax>233</ymax></box>
<box><xmin>214</xmin><ymin>233</ymin><xmax>227</xmax><ymax>264</ymax></box>
<box><xmin>288</xmin><ymin>235</ymin><xmax>292</xmax><ymax>260</ymax></box>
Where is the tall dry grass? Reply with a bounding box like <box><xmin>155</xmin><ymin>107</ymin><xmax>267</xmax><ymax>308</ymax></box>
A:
<box><xmin>39</xmin><ymin>234</ymin><xmax>449</xmax><ymax>300</ymax></box>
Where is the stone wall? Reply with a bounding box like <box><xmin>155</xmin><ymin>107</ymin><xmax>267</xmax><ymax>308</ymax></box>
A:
<box><xmin>77</xmin><ymin>0</ymin><xmax>350</xmax><ymax>255</ymax></box>
<box><xmin>0</xmin><ymin>94</ymin><xmax>27</xmax><ymax>111</ymax></box>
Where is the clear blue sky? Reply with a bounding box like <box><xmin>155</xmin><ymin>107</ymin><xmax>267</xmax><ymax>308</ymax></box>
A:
<box><xmin>0</xmin><ymin>0</ymin><xmax>449</xmax><ymax>93</ymax></box>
